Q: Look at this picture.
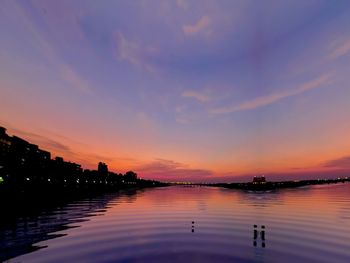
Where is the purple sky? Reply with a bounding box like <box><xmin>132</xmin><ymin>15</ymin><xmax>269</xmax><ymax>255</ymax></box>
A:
<box><xmin>1</xmin><ymin>0</ymin><xmax>350</xmax><ymax>182</ymax></box>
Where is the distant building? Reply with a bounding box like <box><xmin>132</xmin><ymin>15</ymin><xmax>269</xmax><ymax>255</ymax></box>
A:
<box><xmin>0</xmin><ymin>126</ymin><xmax>136</xmax><ymax>188</ymax></box>
<box><xmin>124</xmin><ymin>171</ymin><xmax>137</xmax><ymax>182</ymax></box>
<box><xmin>98</xmin><ymin>162</ymin><xmax>108</xmax><ymax>177</ymax></box>
<box><xmin>10</xmin><ymin>136</ymin><xmax>32</xmax><ymax>169</ymax></box>
<box><xmin>39</xmin><ymin>150</ymin><xmax>51</xmax><ymax>161</ymax></box>
<box><xmin>0</xmin><ymin>127</ymin><xmax>11</xmax><ymax>162</ymax></box>
<box><xmin>253</xmin><ymin>175</ymin><xmax>266</xmax><ymax>184</ymax></box>
<box><xmin>55</xmin><ymin>157</ymin><xmax>64</xmax><ymax>163</ymax></box>
<box><xmin>0</xmin><ymin>127</ymin><xmax>11</xmax><ymax>179</ymax></box>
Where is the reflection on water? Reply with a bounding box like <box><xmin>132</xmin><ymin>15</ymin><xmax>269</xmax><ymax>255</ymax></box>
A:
<box><xmin>253</xmin><ymin>225</ymin><xmax>266</xmax><ymax>248</ymax></box>
<box><xmin>1</xmin><ymin>184</ymin><xmax>350</xmax><ymax>263</ymax></box>
<box><xmin>0</xmin><ymin>192</ymin><xmax>122</xmax><ymax>261</ymax></box>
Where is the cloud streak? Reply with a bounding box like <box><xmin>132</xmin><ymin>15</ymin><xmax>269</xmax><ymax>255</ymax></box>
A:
<box><xmin>7</xmin><ymin>127</ymin><xmax>114</xmax><ymax>170</ymax></box>
<box><xmin>323</xmin><ymin>155</ymin><xmax>350</xmax><ymax>169</ymax></box>
<box><xmin>176</xmin><ymin>0</ymin><xmax>188</xmax><ymax>10</ymax></box>
<box><xmin>61</xmin><ymin>65</ymin><xmax>93</xmax><ymax>95</ymax></box>
<box><xmin>137</xmin><ymin>158</ymin><xmax>213</xmax><ymax>181</ymax></box>
<box><xmin>183</xmin><ymin>16</ymin><xmax>211</xmax><ymax>36</ymax></box>
<box><xmin>211</xmin><ymin>73</ymin><xmax>333</xmax><ymax>114</ymax></box>
<box><xmin>114</xmin><ymin>32</ymin><xmax>156</xmax><ymax>72</ymax></box>
<box><xmin>12</xmin><ymin>1</ymin><xmax>94</xmax><ymax>95</ymax></box>
<box><xmin>329</xmin><ymin>39</ymin><xmax>350</xmax><ymax>59</ymax></box>
<box><xmin>10</xmin><ymin>128</ymin><xmax>72</xmax><ymax>154</ymax></box>
<box><xmin>182</xmin><ymin>90</ymin><xmax>210</xmax><ymax>102</ymax></box>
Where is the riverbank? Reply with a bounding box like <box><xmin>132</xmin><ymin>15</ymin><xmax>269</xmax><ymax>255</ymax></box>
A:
<box><xmin>210</xmin><ymin>178</ymin><xmax>350</xmax><ymax>191</ymax></box>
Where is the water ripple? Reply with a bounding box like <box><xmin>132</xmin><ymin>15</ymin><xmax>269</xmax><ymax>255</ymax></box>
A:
<box><xmin>1</xmin><ymin>184</ymin><xmax>350</xmax><ymax>263</ymax></box>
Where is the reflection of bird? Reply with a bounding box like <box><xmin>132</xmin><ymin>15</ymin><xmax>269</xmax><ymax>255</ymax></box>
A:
<box><xmin>253</xmin><ymin>225</ymin><xmax>266</xmax><ymax>248</ymax></box>
<box><xmin>261</xmin><ymin>225</ymin><xmax>265</xmax><ymax>241</ymax></box>
<box><xmin>254</xmin><ymin>225</ymin><xmax>258</xmax><ymax>239</ymax></box>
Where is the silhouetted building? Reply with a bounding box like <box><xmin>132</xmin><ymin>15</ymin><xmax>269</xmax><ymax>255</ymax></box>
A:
<box><xmin>124</xmin><ymin>171</ymin><xmax>137</xmax><ymax>182</ymax></box>
<box><xmin>0</xmin><ymin>127</ymin><xmax>11</xmax><ymax>179</ymax></box>
<box><xmin>0</xmin><ymin>125</ymin><xmax>165</xmax><ymax>190</ymax></box>
<box><xmin>98</xmin><ymin>162</ymin><xmax>108</xmax><ymax>177</ymax></box>
<box><xmin>0</xmin><ymin>127</ymin><xmax>11</xmax><ymax>161</ymax></box>
<box><xmin>55</xmin><ymin>157</ymin><xmax>64</xmax><ymax>163</ymax></box>
<box><xmin>51</xmin><ymin>157</ymin><xmax>82</xmax><ymax>183</ymax></box>
<box><xmin>0</xmin><ymin>127</ymin><xmax>11</xmax><ymax>147</ymax></box>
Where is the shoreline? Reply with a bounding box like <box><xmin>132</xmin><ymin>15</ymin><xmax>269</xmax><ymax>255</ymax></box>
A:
<box><xmin>208</xmin><ymin>178</ymin><xmax>350</xmax><ymax>191</ymax></box>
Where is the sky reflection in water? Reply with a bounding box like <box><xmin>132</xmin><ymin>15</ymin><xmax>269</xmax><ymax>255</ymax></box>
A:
<box><xmin>3</xmin><ymin>184</ymin><xmax>350</xmax><ymax>263</ymax></box>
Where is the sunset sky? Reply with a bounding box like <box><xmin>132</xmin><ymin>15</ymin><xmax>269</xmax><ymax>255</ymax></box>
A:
<box><xmin>1</xmin><ymin>0</ymin><xmax>350</xmax><ymax>182</ymax></box>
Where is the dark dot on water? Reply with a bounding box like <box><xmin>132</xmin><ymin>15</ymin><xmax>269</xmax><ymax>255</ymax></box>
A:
<box><xmin>261</xmin><ymin>225</ymin><xmax>265</xmax><ymax>229</ymax></box>
<box><xmin>254</xmin><ymin>225</ymin><xmax>257</xmax><ymax>228</ymax></box>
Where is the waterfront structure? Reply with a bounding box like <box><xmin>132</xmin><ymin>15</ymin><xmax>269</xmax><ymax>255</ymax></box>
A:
<box><xmin>253</xmin><ymin>175</ymin><xmax>266</xmax><ymax>184</ymax></box>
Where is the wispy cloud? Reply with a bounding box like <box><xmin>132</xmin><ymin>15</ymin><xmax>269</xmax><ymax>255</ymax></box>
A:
<box><xmin>175</xmin><ymin>105</ymin><xmax>185</xmax><ymax>113</ymax></box>
<box><xmin>183</xmin><ymin>16</ymin><xmax>211</xmax><ymax>36</ymax></box>
<box><xmin>176</xmin><ymin>0</ymin><xmax>188</xmax><ymax>10</ymax></box>
<box><xmin>182</xmin><ymin>90</ymin><xmax>210</xmax><ymax>102</ymax></box>
<box><xmin>61</xmin><ymin>65</ymin><xmax>93</xmax><ymax>95</ymax></box>
<box><xmin>137</xmin><ymin>158</ymin><xmax>213</xmax><ymax>181</ymax></box>
<box><xmin>9</xmin><ymin>128</ymin><xmax>72</xmax><ymax>154</ymax></box>
<box><xmin>11</xmin><ymin>1</ymin><xmax>94</xmax><ymax>95</ymax></box>
<box><xmin>329</xmin><ymin>39</ymin><xmax>350</xmax><ymax>59</ymax></box>
<box><xmin>136</xmin><ymin>112</ymin><xmax>157</xmax><ymax>132</ymax></box>
<box><xmin>211</xmin><ymin>73</ymin><xmax>333</xmax><ymax>114</ymax></box>
<box><xmin>174</xmin><ymin>105</ymin><xmax>192</xmax><ymax>124</ymax></box>
<box><xmin>175</xmin><ymin>116</ymin><xmax>190</xmax><ymax>124</ymax></box>
<box><xmin>323</xmin><ymin>155</ymin><xmax>350</xmax><ymax>169</ymax></box>
<box><xmin>7</xmin><ymin>127</ymin><xmax>115</xmax><ymax>170</ymax></box>
<box><xmin>114</xmin><ymin>32</ymin><xmax>156</xmax><ymax>72</ymax></box>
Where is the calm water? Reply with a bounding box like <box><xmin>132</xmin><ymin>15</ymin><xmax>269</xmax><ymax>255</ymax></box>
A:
<box><xmin>2</xmin><ymin>184</ymin><xmax>350</xmax><ymax>263</ymax></box>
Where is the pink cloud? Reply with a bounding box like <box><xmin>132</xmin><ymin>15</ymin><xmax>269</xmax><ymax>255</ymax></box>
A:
<box><xmin>176</xmin><ymin>0</ymin><xmax>188</xmax><ymax>10</ymax></box>
<box><xmin>61</xmin><ymin>65</ymin><xmax>93</xmax><ymax>95</ymax></box>
<box><xmin>136</xmin><ymin>158</ymin><xmax>213</xmax><ymax>182</ymax></box>
<box><xmin>329</xmin><ymin>39</ymin><xmax>350</xmax><ymax>59</ymax></box>
<box><xmin>323</xmin><ymin>155</ymin><xmax>350</xmax><ymax>169</ymax></box>
<box><xmin>183</xmin><ymin>16</ymin><xmax>211</xmax><ymax>36</ymax></box>
<box><xmin>211</xmin><ymin>72</ymin><xmax>333</xmax><ymax>114</ymax></box>
<box><xmin>114</xmin><ymin>32</ymin><xmax>156</xmax><ymax>72</ymax></box>
<box><xmin>9</xmin><ymin>1</ymin><xmax>94</xmax><ymax>95</ymax></box>
<box><xmin>182</xmin><ymin>90</ymin><xmax>210</xmax><ymax>102</ymax></box>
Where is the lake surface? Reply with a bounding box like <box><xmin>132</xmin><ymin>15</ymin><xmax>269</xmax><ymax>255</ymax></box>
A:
<box><xmin>2</xmin><ymin>184</ymin><xmax>350</xmax><ymax>263</ymax></box>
